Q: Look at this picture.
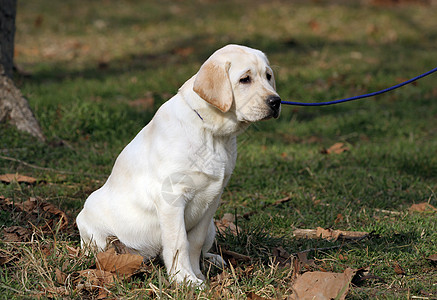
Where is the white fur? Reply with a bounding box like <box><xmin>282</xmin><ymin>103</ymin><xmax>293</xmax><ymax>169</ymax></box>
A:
<box><xmin>76</xmin><ymin>44</ymin><xmax>281</xmax><ymax>286</ymax></box>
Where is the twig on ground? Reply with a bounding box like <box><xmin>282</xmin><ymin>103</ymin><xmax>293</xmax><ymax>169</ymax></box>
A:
<box><xmin>0</xmin><ymin>154</ymin><xmax>104</xmax><ymax>177</ymax></box>
<box><xmin>293</xmin><ymin>228</ymin><xmax>369</xmax><ymax>241</ymax></box>
<box><xmin>373</xmin><ymin>208</ymin><xmax>403</xmax><ymax>215</ymax></box>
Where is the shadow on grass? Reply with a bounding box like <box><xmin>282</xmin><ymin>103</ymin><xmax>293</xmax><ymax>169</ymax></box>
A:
<box><xmin>218</xmin><ymin>220</ymin><xmax>426</xmax><ymax>269</ymax></box>
<box><xmin>20</xmin><ymin>27</ymin><xmax>435</xmax><ymax>85</ymax></box>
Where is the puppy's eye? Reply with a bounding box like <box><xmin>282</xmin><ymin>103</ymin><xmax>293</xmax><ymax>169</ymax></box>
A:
<box><xmin>266</xmin><ymin>73</ymin><xmax>272</xmax><ymax>81</ymax></box>
<box><xmin>239</xmin><ymin>75</ymin><xmax>251</xmax><ymax>84</ymax></box>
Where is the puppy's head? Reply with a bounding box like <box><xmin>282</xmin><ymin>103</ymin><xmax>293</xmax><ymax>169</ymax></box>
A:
<box><xmin>193</xmin><ymin>44</ymin><xmax>281</xmax><ymax>123</ymax></box>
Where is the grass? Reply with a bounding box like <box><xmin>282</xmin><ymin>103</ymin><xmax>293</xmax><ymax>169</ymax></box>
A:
<box><xmin>1</xmin><ymin>0</ymin><xmax>437</xmax><ymax>298</ymax></box>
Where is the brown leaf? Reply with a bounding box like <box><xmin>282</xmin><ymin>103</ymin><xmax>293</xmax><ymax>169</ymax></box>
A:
<box><xmin>96</xmin><ymin>248</ymin><xmax>143</xmax><ymax>277</ymax></box>
<box><xmin>97</xmin><ymin>288</ymin><xmax>111</xmax><ymax>299</ymax></box>
<box><xmin>2</xmin><ymin>197</ymin><xmax>68</xmax><ymax>231</ymax></box>
<box><xmin>40</xmin><ymin>201</ymin><xmax>69</xmax><ymax>230</ymax></box>
<box><xmin>173</xmin><ymin>46</ymin><xmax>194</xmax><ymax>57</ymax></box>
<box><xmin>2</xmin><ymin>226</ymin><xmax>32</xmax><ymax>242</ymax></box>
<box><xmin>316</xmin><ymin>227</ymin><xmax>338</xmax><ymax>240</ymax></box>
<box><xmin>215</xmin><ymin>213</ymin><xmax>241</xmax><ymax>236</ymax></box>
<box><xmin>34</xmin><ymin>15</ymin><xmax>44</xmax><ymax>28</ymax></box>
<box><xmin>321</xmin><ymin>142</ymin><xmax>349</xmax><ymax>155</ymax></box>
<box><xmin>221</xmin><ymin>248</ymin><xmax>251</xmax><ymax>262</ymax></box>
<box><xmin>0</xmin><ymin>173</ymin><xmax>37</xmax><ymax>184</ymax></box>
<box><xmin>246</xmin><ymin>291</ymin><xmax>268</xmax><ymax>300</ymax></box>
<box><xmin>395</xmin><ymin>77</ymin><xmax>418</xmax><ymax>86</ymax></box>
<box><xmin>0</xmin><ymin>252</ymin><xmax>15</xmax><ymax>265</ymax></box>
<box><xmin>290</xmin><ymin>268</ymin><xmax>356</xmax><ymax>300</ymax></box>
<box><xmin>271</xmin><ymin>196</ymin><xmax>292</xmax><ymax>207</ymax></box>
<box><xmin>66</xmin><ymin>245</ymin><xmax>81</xmax><ymax>258</ymax></box>
<box><xmin>408</xmin><ymin>202</ymin><xmax>437</xmax><ymax>213</ymax></box>
<box><xmin>19</xmin><ymin>197</ymin><xmax>39</xmax><ymax>212</ymax></box>
<box><xmin>393</xmin><ymin>262</ymin><xmax>406</xmax><ymax>275</ymax></box>
<box><xmin>43</xmin><ymin>286</ymin><xmax>70</xmax><ymax>298</ymax></box>
<box><xmin>106</xmin><ymin>236</ymin><xmax>134</xmax><ymax>254</ymax></box>
<box><xmin>334</xmin><ymin>213</ymin><xmax>344</xmax><ymax>224</ymax></box>
<box><xmin>308</xmin><ymin>20</ymin><xmax>320</xmax><ymax>32</ymax></box>
<box><xmin>55</xmin><ymin>268</ymin><xmax>67</xmax><ymax>285</ymax></box>
<box><xmin>41</xmin><ymin>244</ymin><xmax>54</xmax><ymax>257</ymax></box>
<box><xmin>426</xmin><ymin>253</ymin><xmax>437</xmax><ymax>263</ymax></box>
<box><xmin>338</xmin><ymin>254</ymin><xmax>348</xmax><ymax>261</ymax></box>
<box><xmin>296</xmin><ymin>252</ymin><xmax>316</xmax><ymax>269</ymax></box>
<box><xmin>272</xmin><ymin>246</ymin><xmax>292</xmax><ymax>267</ymax></box>
<box><xmin>128</xmin><ymin>92</ymin><xmax>155</xmax><ymax>110</ymax></box>
<box><xmin>75</xmin><ymin>269</ymin><xmax>115</xmax><ymax>286</ymax></box>
<box><xmin>351</xmin><ymin>267</ymin><xmax>384</xmax><ymax>286</ymax></box>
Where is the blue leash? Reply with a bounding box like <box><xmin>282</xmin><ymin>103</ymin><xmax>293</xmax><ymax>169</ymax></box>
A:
<box><xmin>281</xmin><ymin>67</ymin><xmax>437</xmax><ymax>106</ymax></box>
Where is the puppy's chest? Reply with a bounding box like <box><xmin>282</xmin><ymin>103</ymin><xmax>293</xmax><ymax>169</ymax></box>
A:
<box><xmin>184</xmin><ymin>174</ymin><xmax>227</xmax><ymax>230</ymax></box>
<box><xmin>188</xmin><ymin>137</ymin><xmax>236</xmax><ymax>179</ymax></box>
<box><xmin>183</xmin><ymin>139</ymin><xmax>236</xmax><ymax>229</ymax></box>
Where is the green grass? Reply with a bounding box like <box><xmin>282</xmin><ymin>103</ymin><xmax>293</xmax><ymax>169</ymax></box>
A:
<box><xmin>1</xmin><ymin>0</ymin><xmax>437</xmax><ymax>298</ymax></box>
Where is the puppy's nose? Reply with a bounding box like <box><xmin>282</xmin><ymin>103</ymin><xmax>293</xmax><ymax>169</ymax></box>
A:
<box><xmin>267</xmin><ymin>95</ymin><xmax>281</xmax><ymax>117</ymax></box>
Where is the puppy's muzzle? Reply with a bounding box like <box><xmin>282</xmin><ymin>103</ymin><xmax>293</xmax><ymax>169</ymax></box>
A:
<box><xmin>266</xmin><ymin>95</ymin><xmax>281</xmax><ymax>119</ymax></box>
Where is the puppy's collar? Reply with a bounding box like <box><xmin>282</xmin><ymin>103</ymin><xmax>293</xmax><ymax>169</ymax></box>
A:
<box><xmin>193</xmin><ymin>109</ymin><xmax>204</xmax><ymax>121</ymax></box>
<box><xmin>181</xmin><ymin>94</ymin><xmax>204</xmax><ymax>121</ymax></box>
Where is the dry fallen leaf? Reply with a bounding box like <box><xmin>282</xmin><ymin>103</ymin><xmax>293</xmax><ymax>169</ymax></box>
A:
<box><xmin>72</xmin><ymin>248</ymin><xmax>143</xmax><ymax>297</ymax></box>
<box><xmin>1</xmin><ymin>197</ymin><xmax>68</xmax><ymax>231</ymax></box>
<box><xmin>426</xmin><ymin>254</ymin><xmax>437</xmax><ymax>263</ymax></box>
<box><xmin>296</xmin><ymin>252</ymin><xmax>317</xmax><ymax>269</ymax></box>
<box><xmin>317</xmin><ymin>227</ymin><xmax>337</xmax><ymax>240</ymax></box>
<box><xmin>173</xmin><ymin>46</ymin><xmax>195</xmax><ymax>57</ymax></box>
<box><xmin>66</xmin><ymin>245</ymin><xmax>81</xmax><ymax>258</ymax></box>
<box><xmin>0</xmin><ymin>173</ymin><xmax>37</xmax><ymax>184</ymax></box>
<box><xmin>220</xmin><ymin>248</ymin><xmax>251</xmax><ymax>262</ymax></box>
<box><xmin>321</xmin><ymin>142</ymin><xmax>350</xmax><ymax>155</ymax></box>
<box><xmin>290</xmin><ymin>268</ymin><xmax>356</xmax><ymax>300</ymax></box>
<box><xmin>0</xmin><ymin>251</ymin><xmax>16</xmax><ymax>265</ymax></box>
<box><xmin>215</xmin><ymin>213</ymin><xmax>241</xmax><ymax>236</ymax></box>
<box><xmin>55</xmin><ymin>268</ymin><xmax>67</xmax><ymax>285</ymax></box>
<box><xmin>96</xmin><ymin>248</ymin><xmax>143</xmax><ymax>277</ymax></box>
<box><xmin>2</xmin><ymin>226</ymin><xmax>32</xmax><ymax>242</ymax></box>
<box><xmin>393</xmin><ymin>262</ymin><xmax>406</xmax><ymax>275</ymax></box>
<box><xmin>351</xmin><ymin>267</ymin><xmax>384</xmax><ymax>286</ymax></box>
<box><xmin>334</xmin><ymin>213</ymin><xmax>344</xmax><ymax>224</ymax></box>
<box><xmin>75</xmin><ymin>269</ymin><xmax>116</xmax><ymax>286</ymax></box>
<box><xmin>246</xmin><ymin>291</ymin><xmax>269</xmax><ymax>300</ymax></box>
<box><xmin>40</xmin><ymin>201</ymin><xmax>69</xmax><ymax>230</ymax></box>
<box><xmin>42</xmin><ymin>286</ymin><xmax>70</xmax><ymax>298</ymax></box>
<box><xmin>272</xmin><ymin>246</ymin><xmax>292</xmax><ymax>267</ymax></box>
<box><xmin>128</xmin><ymin>92</ymin><xmax>155</xmax><ymax>110</ymax></box>
<box><xmin>408</xmin><ymin>202</ymin><xmax>437</xmax><ymax>213</ymax></box>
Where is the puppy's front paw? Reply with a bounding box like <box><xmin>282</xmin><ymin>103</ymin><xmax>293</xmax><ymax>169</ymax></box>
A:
<box><xmin>172</xmin><ymin>272</ymin><xmax>204</xmax><ymax>288</ymax></box>
<box><xmin>203</xmin><ymin>253</ymin><xmax>227</xmax><ymax>268</ymax></box>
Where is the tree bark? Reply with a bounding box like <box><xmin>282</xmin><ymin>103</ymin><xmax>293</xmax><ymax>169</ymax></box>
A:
<box><xmin>0</xmin><ymin>0</ymin><xmax>45</xmax><ymax>141</ymax></box>
<box><xmin>0</xmin><ymin>0</ymin><xmax>16</xmax><ymax>78</ymax></box>
<box><xmin>0</xmin><ymin>66</ymin><xmax>46</xmax><ymax>141</ymax></box>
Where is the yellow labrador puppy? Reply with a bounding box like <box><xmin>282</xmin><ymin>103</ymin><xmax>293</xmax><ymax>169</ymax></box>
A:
<box><xmin>76</xmin><ymin>44</ymin><xmax>281</xmax><ymax>286</ymax></box>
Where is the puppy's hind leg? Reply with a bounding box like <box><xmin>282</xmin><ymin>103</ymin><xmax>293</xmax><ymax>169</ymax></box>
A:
<box><xmin>76</xmin><ymin>210</ymin><xmax>108</xmax><ymax>254</ymax></box>
<box><xmin>202</xmin><ymin>220</ymin><xmax>227</xmax><ymax>268</ymax></box>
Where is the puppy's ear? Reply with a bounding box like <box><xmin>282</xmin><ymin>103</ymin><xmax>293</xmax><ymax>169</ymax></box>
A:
<box><xmin>193</xmin><ymin>60</ymin><xmax>233</xmax><ymax>113</ymax></box>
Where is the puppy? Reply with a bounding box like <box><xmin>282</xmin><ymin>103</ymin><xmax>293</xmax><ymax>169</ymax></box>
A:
<box><xmin>76</xmin><ymin>44</ymin><xmax>281</xmax><ymax>286</ymax></box>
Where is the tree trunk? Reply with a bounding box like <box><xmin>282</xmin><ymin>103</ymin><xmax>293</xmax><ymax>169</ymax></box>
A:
<box><xmin>0</xmin><ymin>0</ymin><xmax>16</xmax><ymax>78</ymax></box>
<box><xmin>0</xmin><ymin>0</ymin><xmax>45</xmax><ymax>142</ymax></box>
